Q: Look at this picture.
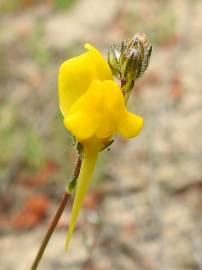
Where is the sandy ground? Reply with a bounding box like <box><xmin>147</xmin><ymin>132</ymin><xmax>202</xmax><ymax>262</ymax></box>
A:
<box><xmin>0</xmin><ymin>0</ymin><xmax>202</xmax><ymax>269</ymax></box>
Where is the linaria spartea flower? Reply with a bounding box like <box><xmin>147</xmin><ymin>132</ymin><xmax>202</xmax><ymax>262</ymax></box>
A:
<box><xmin>58</xmin><ymin>40</ymin><xmax>150</xmax><ymax>249</ymax></box>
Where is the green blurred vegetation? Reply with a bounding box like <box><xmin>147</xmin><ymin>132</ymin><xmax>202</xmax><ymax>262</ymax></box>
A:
<box><xmin>0</xmin><ymin>103</ymin><xmax>45</xmax><ymax>169</ymax></box>
<box><xmin>0</xmin><ymin>0</ymin><xmax>19</xmax><ymax>13</ymax></box>
<box><xmin>53</xmin><ymin>0</ymin><xmax>76</xmax><ymax>10</ymax></box>
<box><xmin>0</xmin><ymin>0</ymin><xmax>76</xmax><ymax>14</ymax></box>
<box><xmin>0</xmin><ymin>101</ymin><xmax>73</xmax><ymax>179</ymax></box>
<box><xmin>26</xmin><ymin>22</ymin><xmax>51</xmax><ymax>67</ymax></box>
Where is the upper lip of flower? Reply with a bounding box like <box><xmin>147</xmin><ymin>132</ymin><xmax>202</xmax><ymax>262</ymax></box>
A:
<box><xmin>58</xmin><ymin>43</ymin><xmax>113</xmax><ymax>117</ymax></box>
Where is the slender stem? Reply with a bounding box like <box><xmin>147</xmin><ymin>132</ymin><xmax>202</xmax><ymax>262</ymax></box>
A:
<box><xmin>30</xmin><ymin>156</ymin><xmax>82</xmax><ymax>270</ymax></box>
<box><xmin>31</xmin><ymin>191</ymin><xmax>70</xmax><ymax>270</ymax></box>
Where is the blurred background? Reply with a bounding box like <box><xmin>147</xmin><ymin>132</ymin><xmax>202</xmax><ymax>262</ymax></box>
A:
<box><xmin>0</xmin><ymin>0</ymin><xmax>202</xmax><ymax>269</ymax></box>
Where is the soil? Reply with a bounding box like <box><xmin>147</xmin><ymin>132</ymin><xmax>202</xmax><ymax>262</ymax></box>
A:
<box><xmin>0</xmin><ymin>0</ymin><xmax>202</xmax><ymax>269</ymax></box>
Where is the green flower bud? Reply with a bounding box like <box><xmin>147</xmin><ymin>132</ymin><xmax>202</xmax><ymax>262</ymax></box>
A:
<box><xmin>108</xmin><ymin>33</ymin><xmax>152</xmax><ymax>94</ymax></box>
<box><xmin>108</xmin><ymin>44</ymin><xmax>121</xmax><ymax>79</ymax></box>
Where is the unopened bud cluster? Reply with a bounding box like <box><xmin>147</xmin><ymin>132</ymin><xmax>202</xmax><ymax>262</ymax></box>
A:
<box><xmin>108</xmin><ymin>33</ymin><xmax>152</xmax><ymax>94</ymax></box>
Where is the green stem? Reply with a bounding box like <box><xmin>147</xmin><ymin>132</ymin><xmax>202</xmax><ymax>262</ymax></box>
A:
<box><xmin>30</xmin><ymin>155</ymin><xmax>82</xmax><ymax>270</ymax></box>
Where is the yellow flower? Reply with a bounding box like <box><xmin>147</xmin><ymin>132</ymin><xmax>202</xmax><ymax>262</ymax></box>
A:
<box><xmin>58</xmin><ymin>43</ymin><xmax>143</xmax><ymax>249</ymax></box>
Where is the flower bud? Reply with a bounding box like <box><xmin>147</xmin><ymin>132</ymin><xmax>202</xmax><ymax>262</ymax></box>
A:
<box><xmin>108</xmin><ymin>44</ymin><xmax>121</xmax><ymax>79</ymax></box>
<box><xmin>108</xmin><ymin>33</ymin><xmax>152</xmax><ymax>93</ymax></box>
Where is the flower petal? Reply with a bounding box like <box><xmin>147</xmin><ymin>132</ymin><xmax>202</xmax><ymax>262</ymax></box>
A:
<box><xmin>64</xmin><ymin>79</ymin><xmax>143</xmax><ymax>141</ymax></box>
<box><xmin>64</xmin><ymin>113</ymin><xmax>96</xmax><ymax>141</ymax></box>
<box><xmin>58</xmin><ymin>44</ymin><xmax>112</xmax><ymax>117</ymax></box>
<box><xmin>118</xmin><ymin>112</ymin><xmax>144</xmax><ymax>138</ymax></box>
<box><xmin>64</xmin><ymin>80</ymin><xmax>103</xmax><ymax>141</ymax></box>
<box><xmin>95</xmin><ymin>80</ymin><xmax>123</xmax><ymax>138</ymax></box>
